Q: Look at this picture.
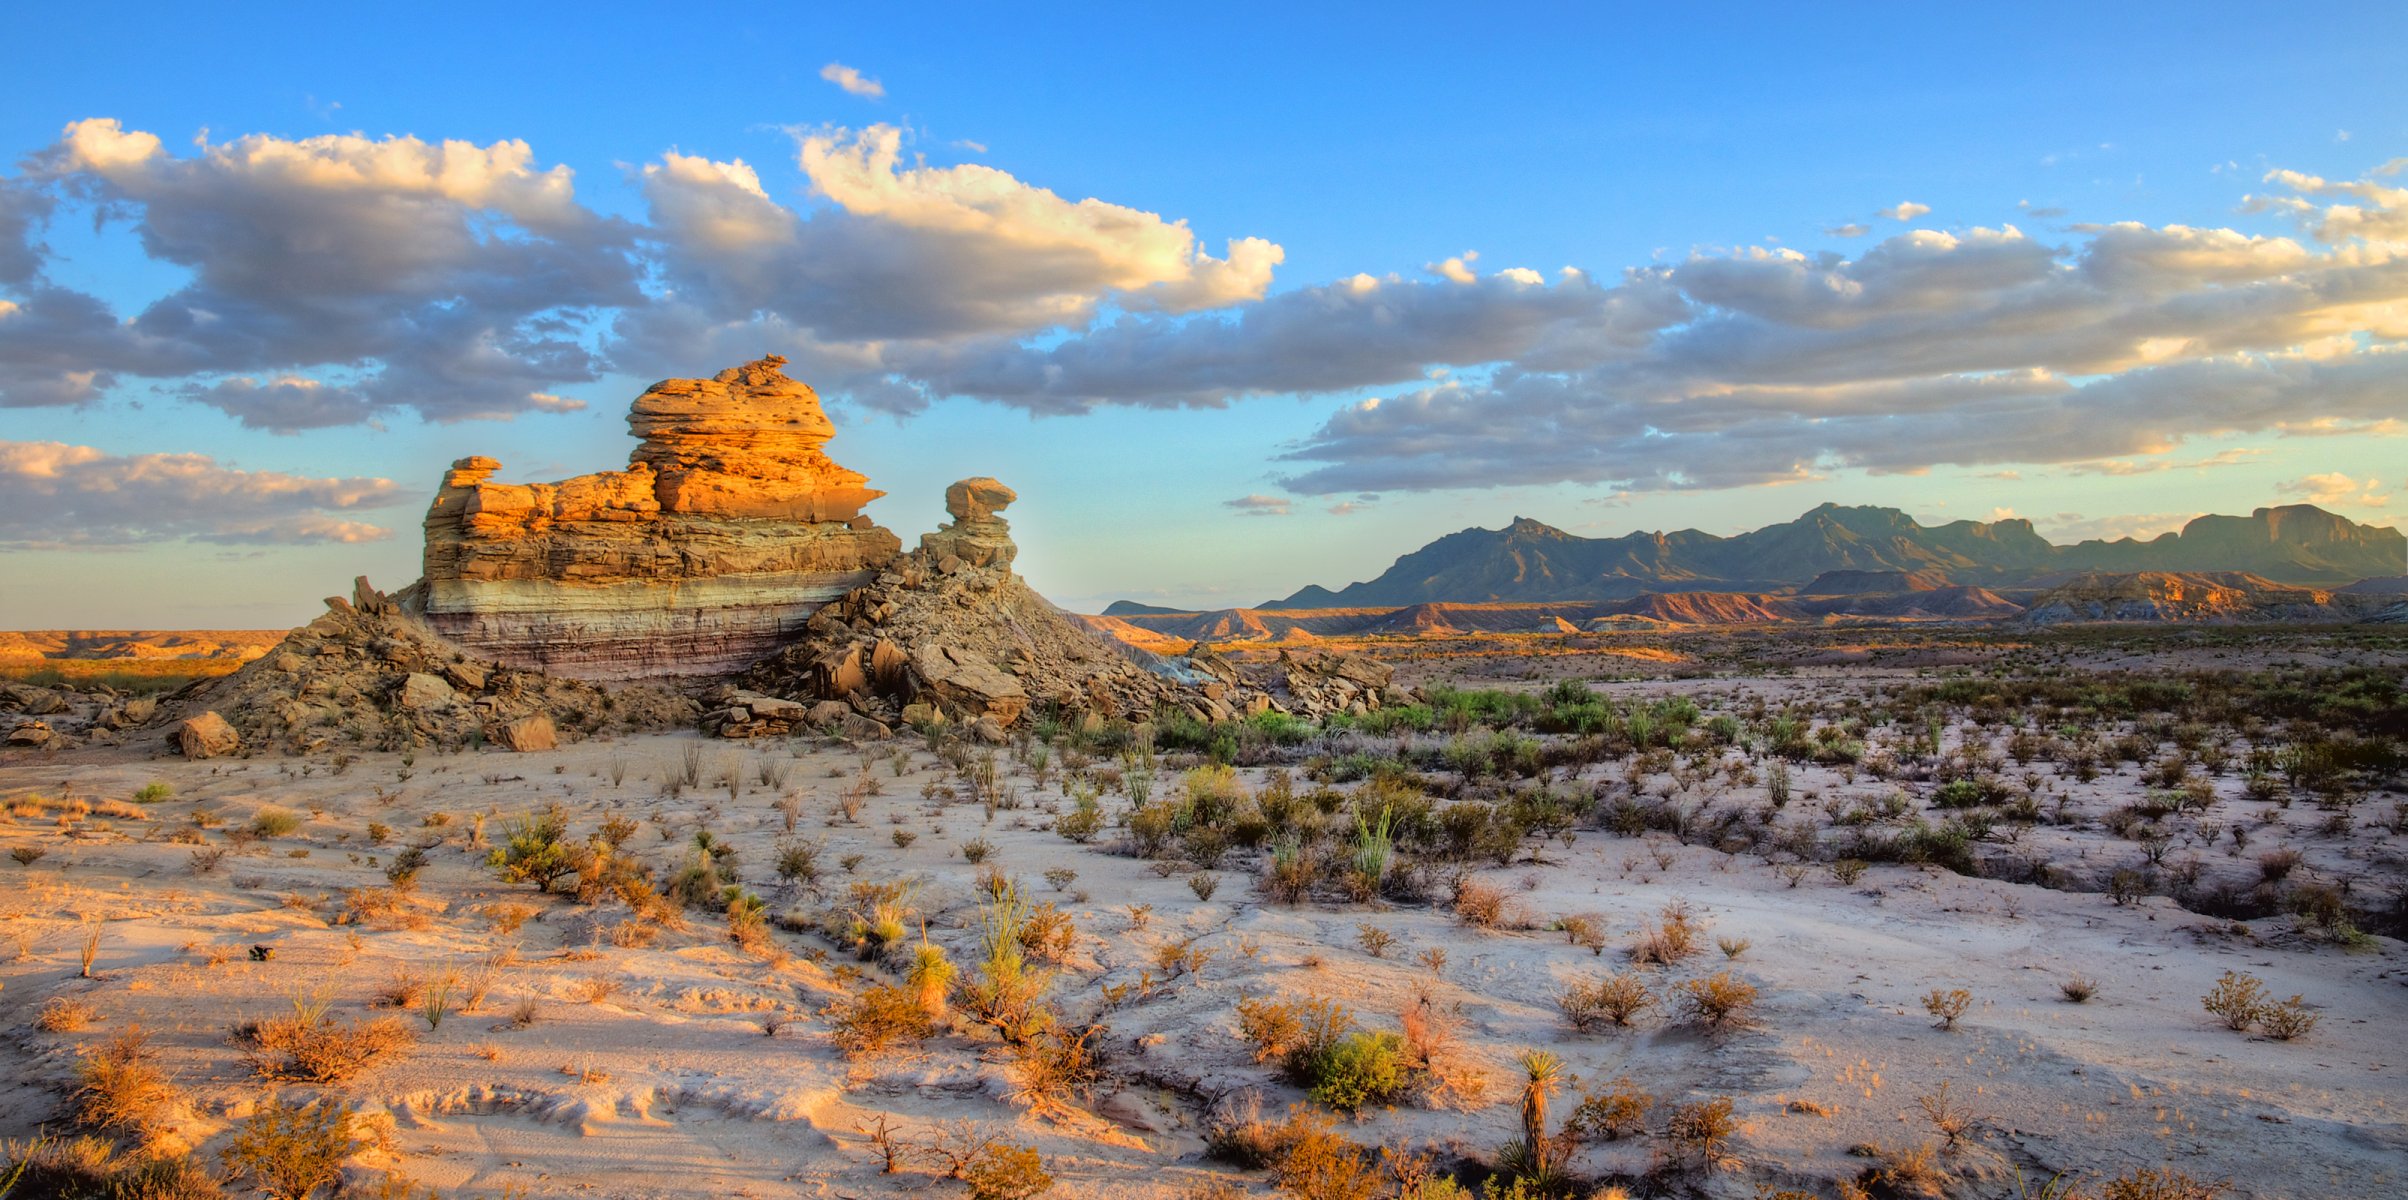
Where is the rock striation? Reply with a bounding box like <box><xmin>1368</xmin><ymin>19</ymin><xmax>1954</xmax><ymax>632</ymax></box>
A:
<box><xmin>415</xmin><ymin>356</ymin><xmax>902</xmax><ymax>680</ymax></box>
<box><xmin>157</xmin><ymin>578</ymin><xmax>695</xmax><ymax>755</ymax></box>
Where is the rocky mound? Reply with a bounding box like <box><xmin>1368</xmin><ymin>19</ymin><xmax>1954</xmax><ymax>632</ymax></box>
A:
<box><xmin>414</xmin><ymin>356</ymin><xmax>901</xmax><ymax>681</ymax></box>
<box><xmin>2014</xmin><ymin>572</ymin><xmax>2396</xmax><ymax>625</ymax></box>
<box><xmin>735</xmin><ymin>481</ymin><xmax>1403</xmax><ymax>738</ymax></box>
<box><xmin>1800</xmin><ymin>569</ymin><xmax>1951</xmax><ymax>595</ymax></box>
<box><xmin>151</xmin><ymin>579</ymin><xmax>696</xmax><ymax>756</ymax></box>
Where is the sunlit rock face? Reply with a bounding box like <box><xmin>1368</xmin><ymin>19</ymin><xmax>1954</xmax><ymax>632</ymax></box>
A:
<box><xmin>417</xmin><ymin>356</ymin><xmax>903</xmax><ymax>680</ymax></box>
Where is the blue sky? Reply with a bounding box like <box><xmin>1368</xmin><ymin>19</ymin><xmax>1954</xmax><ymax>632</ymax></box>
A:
<box><xmin>3</xmin><ymin>2</ymin><xmax>2405</xmax><ymax>626</ymax></box>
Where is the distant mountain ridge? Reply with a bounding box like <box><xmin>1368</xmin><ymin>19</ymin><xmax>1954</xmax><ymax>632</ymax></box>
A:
<box><xmin>1261</xmin><ymin>503</ymin><xmax>2404</xmax><ymax>608</ymax></box>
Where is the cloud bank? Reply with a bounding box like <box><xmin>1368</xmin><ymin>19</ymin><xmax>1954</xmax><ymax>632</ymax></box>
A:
<box><xmin>3</xmin><ymin>118</ymin><xmax>2406</xmax><ymax>501</ymax></box>
<box><xmin>0</xmin><ymin>439</ymin><xmax>401</xmax><ymax>547</ymax></box>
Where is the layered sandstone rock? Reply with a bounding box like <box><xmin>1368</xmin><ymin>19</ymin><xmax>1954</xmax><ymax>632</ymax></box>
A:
<box><xmin>416</xmin><ymin>356</ymin><xmax>902</xmax><ymax>680</ymax></box>
<box><xmin>156</xmin><ymin>577</ymin><xmax>694</xmax><ymax>755</ymax></box>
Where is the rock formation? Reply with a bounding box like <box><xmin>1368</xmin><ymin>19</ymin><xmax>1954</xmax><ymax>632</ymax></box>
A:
<box><xmin>734</xmin><ymin>477</ymin><xmax>1403</xmax><ymax>739</ymax></box>
<box><xmin>415</xmin><ymin>356</ymin><xmax>902</xmax><ymax>680</ymax></box>
<box><xmin>155</xmin><ymin>577</ymin><xmax>694</xmax><ymax>755</ymax></box>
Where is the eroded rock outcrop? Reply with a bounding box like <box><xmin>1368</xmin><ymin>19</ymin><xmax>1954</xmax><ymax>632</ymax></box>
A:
<box><xmin>733</xmin><ymin>478</ymin><xmax>1402</xmax><ymax>737</ymax></box>
<box><xmin>416</xmin><ymin>356</ymin><xmax>902</xmax><ymax>680</ymax></box>
<box><xmin>157</xmin><ymin>578</ymin><xmax>694</xmax><ymax>755</ymax></box>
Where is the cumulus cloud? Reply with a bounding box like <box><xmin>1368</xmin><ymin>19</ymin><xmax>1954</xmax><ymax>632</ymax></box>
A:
<box><xmin>1267</xmin><ymin>162</ymin><xmax>2408</xmax><ymax>494</ymax></box>
<box><xmin>1223</xmin><ymin>494</ymin><xmax>1291</xmax><ymax>517</ymax></box>
<box><xmin>2061</xmin><ymin>448</ymin><xmax>2264</xmax><ymax>476</ymax></box>
<box><xmin>0</xmin><ymin>439</ymin><xmax>401</xmax><ymax>547</ymax></box>
<box><xmin>186</xmin><ymin>376</ymin><xmax>381</xmax><ymax>433</ymax></box>
<box><xmin>2036</xmin><ymin>511</ymin><xmax>2202</xmax><ymax>544</ymax></box>
<box><xmin>818</xmin><ymin>62</ymin><xmax>885</xmax><ymax>100</ymax></box>
<box><xmin>2277</xmin><ymin>472</ymin><xmax>2390</xmax><ymax>507</ymax></box>
<box><xmin>1824</xmin><ymin>222</ymin><xmax>1870</xmax><ymax>238</ymax></box>
<box><xmin>5</xmin><ymin>114</ymin><xmax>2408</xmax><ymax>512</ymax></box>
<box><xmin>615</xmin><ymin>125</ymin><xmax>1284</xmax><ymax>395</ymax></box>
<box><xmin>1879</xmin><ymin>201</ymin><xmax>1932</xmax><ymax>221</ymax></box>
<box><xmin>2</xmin><ymin>119</ymin><xmax>635</xmax><ymax>417</ymax></box>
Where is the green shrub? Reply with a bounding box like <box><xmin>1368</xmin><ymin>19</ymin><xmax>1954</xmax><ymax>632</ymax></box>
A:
<box><xmin>1306</xmin><ymin>1031</ymin><xmax>1408</xmax><ymax>1112</ymax></box>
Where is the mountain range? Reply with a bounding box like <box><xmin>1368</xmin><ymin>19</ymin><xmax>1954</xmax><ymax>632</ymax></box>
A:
<box><xmin>1197</xmin><ymin>503</ymin><xmax>2406</xmax><ymax>610</ymax></box>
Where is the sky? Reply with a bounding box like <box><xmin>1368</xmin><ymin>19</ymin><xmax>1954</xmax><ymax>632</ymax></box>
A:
<box><xmin>3</xmin><ymin>1</ymin><xmax>2406</xmax><ymax>627</ymax></box>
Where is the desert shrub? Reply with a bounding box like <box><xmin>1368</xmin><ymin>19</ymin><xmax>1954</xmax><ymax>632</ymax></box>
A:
<box><xmin>1672</xmin><ymin>971</ymin><xmax>1758</xmax><ymax>1031</ymax></box>
<box><xmin>2060</xmin><ymin>973</ymin><xmax>2098</xmax><ymax>1003</ymax></box>
<box><xmin>2102</xmin><ymin>1167</ymin><xmax>2226</xmax><ymax>1199</ymax></box>
<box><xmin>1629</xmin><ymin>900</ymin><xmax>1702</xmax><ymax>965</ymax></box>
<box><xmin>839</xmin><ymin>879</ymin><xmax>918</xmax><ymax>959</ymax></box>
<box><xmin>37</xmin><ymin>995</ymin><xmax>97</xmax><ymax>1033</ymax></box>
<box><xmin>1452</xmin><ymin>879</ymin><xmax>1513</xmax><ymax>928</ymax></box>
<box><xmin>1011</xmin><ymin>1021</ymin><xmax>1105</xmax><ymax>1112</ymax></box>
<box><xmin>235</xmin><ymin>1004</ymin><xmax>414</xmax><ymax>1083</ymax></box>
<box><xmin>488</xmin><ymin>804</ymin><xmax>582</xmax><ymax>894</ymax></box>
<box><xmin>1307</xmin><ymin>1031</ymin><xmax>1409</xmax><ymax>1112</ymax></box>
<box><xmin>1923</xmin><ymin>987</ymin><xmax>1973</xmax><ymax>1030</ymax></box>
<box><xmin>2200</xmin><ymin>970</ymin><xmax>2265</xmax><ymax>1031</ymax></box>
<box><xmin>1563</xmin><ymin>1077</ymin><xmax>1652</xmax><ymax>1142</ymax></box>
<box><xmin>1663</xmin><ymin>1096</ymin><xmax>1739</xmax><ymax>1171</ymax></box>
<box><xmin>250</xmin><ymin>808</ymin><xmax>301</xmax><ymax>838</ymax></box>
<box><xmin>1558</xmin><ymin>973</ymin><xmax>1655</xmax><ymax>1031</ymax></box>
<box><xmin>2255</xmin><ymin>994</ymin><xmax>2319</xmax><ymax>1041</ymax></box>
<box><xmin>964</xmin><ymin>1141</ymin><xmax>1053</xmax><ymax>1200</ymax></box>
<box><xmin>1267</xmin><ymin>1109</ymin><xmax>1379</xmax><ymax>1200</ymax></box>
<box><xmin>1016</xmin><ymin>902</ymin><xmax>1078</xmax><ymax>965</ymax></box>
<box><xmin>74</xmin><ymin>1027</ymin><xmax>181</xmax><ymax>1139</ymax></box>
<box><xmin>774</xmin><ymin>839</ymin><xmax>822</xmax><ymax>887</ymax></box>
<box><xmin>220</xmin><ymin>1096</ymin><xmax>357</xmax><ymax>1200</ymax></box>
<box><xmin>1236</xmin><ymin>994</ymin><xmax>1357</xmax><ymax>1079</ymax></box>
<box><xmin>963</xmin><ymin>883</ymin><xmax>1055</xmax><ymax>1043</ymax></box>
<box><xmin>1055</xmin><ymin>790</ymin><xmax>1105</xmax><ymax>843</ymax></box>
<box><xmin>3</xmin><ymin>1135</ymin><xmax>226</xmax><ymax>1200</ymax></box>
<box><xmin>826</xmin><ymin>984</ymin><xmax>935</xmax><ymax>1056</ymax></box>
<box><xmin>1263</xmin><ymin>835</ymin><xmax>1315</xmax><ymax>903</ymax></box>
<box><xmin>1915</xmin><ymin>1080</ymin><xmax>1977</xmax><ymax>1149</ymax></box>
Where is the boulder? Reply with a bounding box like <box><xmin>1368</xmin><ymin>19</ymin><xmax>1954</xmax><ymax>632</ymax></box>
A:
<box><xmin>492</xmin><ymin>714</ymin><xmax>558</xmax><ymax>752</ymax></box>
<box><xmin>6</xmin><ymin>720</ymin><xmax>54</xmax><ymax>748</ymax></box>
<box><xmin>397</xmin><ymin>672</ymin><xmax>456</xmax><ymax>710</ymax></box>
<box><xmin>0</xmin><ymin>683</ymin><xmax>65</xmax><ymax>715</ymax></box>
<box><xmin>837</xmin><ymin>713</ymin><xmax>893</xmax><ymax>741</ymax></box>
<box><xmin>175</xmin><ymin>711</ymin><xmax>241</xmax><ymax>759</ymax></box>
<box><xmin>806</xmin><ymin>700</ymin><xmax>854</xmax><ymax>728</ymax></box>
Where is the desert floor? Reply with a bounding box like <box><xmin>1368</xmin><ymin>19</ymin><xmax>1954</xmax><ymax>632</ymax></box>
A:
<box><xmin>2</xmin><ymin>641</ymin><xmax>2403</xmax><ymax>1199</ymax></box>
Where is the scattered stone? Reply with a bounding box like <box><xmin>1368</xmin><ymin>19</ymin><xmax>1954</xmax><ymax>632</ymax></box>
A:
<box><xmin>0</xmin><ymin>683</ymin><xmax>65</xmax><ymax>716</ymax></box>
<box><xmin>174</xmin><ymin>711</ymin><xmax>241</xmax><ymax>759</ymax></box>
<box><xmin>492</xmin><ymin>714</ymin><xmax>558</xmax><ymax>752</ymax></box>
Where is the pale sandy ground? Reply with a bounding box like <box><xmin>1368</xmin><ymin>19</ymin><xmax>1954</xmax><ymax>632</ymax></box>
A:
<box><xmin>1</xmin><ymin>715</ymin><xmax>2401</xmax><ymax>1199</ymax></box>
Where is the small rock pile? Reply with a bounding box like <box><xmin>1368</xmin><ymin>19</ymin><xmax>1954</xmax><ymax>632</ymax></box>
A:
<box><xmin>2</xmin><ymin>681</ymin><xmax>167</xmax><ymax>753</ymax></box>
<box><xmin>150</xmin><ymin>578</ymin><xmax>697</xmax><ymax>756</ymax></box>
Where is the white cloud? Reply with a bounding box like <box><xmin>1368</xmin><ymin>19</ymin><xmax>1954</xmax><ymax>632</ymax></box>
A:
<box><xmin>819</xmin><ymin>62</ymin><xmax>886</xmax><ymax>100</ymax></box>
<box><xmin>615</xmin><ymin>125</ymin><xmax>1285</xmax><ymax>390</ymax></box>
<box><xmin>1879</xmin><ymin>201</ymin><xmax>1932</xmax><ymax>221</ymax></box>
<box><xmin>1824</xmin><ymin>222</ymin><xmax>1870</xmax><ymax>238</ymax></box>
<box><xmin>2061</xmin><ymin>448</ymin><xmax>2264</xmax><ymax>476</ymax></box>
<box><xmin>0</xmin><ymin>439</ymin><xmax>400</xmax><ymax>546</ymax></box>
<box><xmin>4</xmin><ymin>118</ymin><xmax>634</xmax><ymax>419</ymax></box>
<box><xmin>2277</xmin><ymin>472</ymin><xmax>2390</xmax><ymax>507</ymax></box>
<box><xmin>1223</xmin><ymin>494</ymin><xmax>1292</xmax><ymax>517</ymax></box>
<box><xmin>2036</xmin><ymin>511</ymin><xmax>2201</xmax><ymax>544</ymax></box>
